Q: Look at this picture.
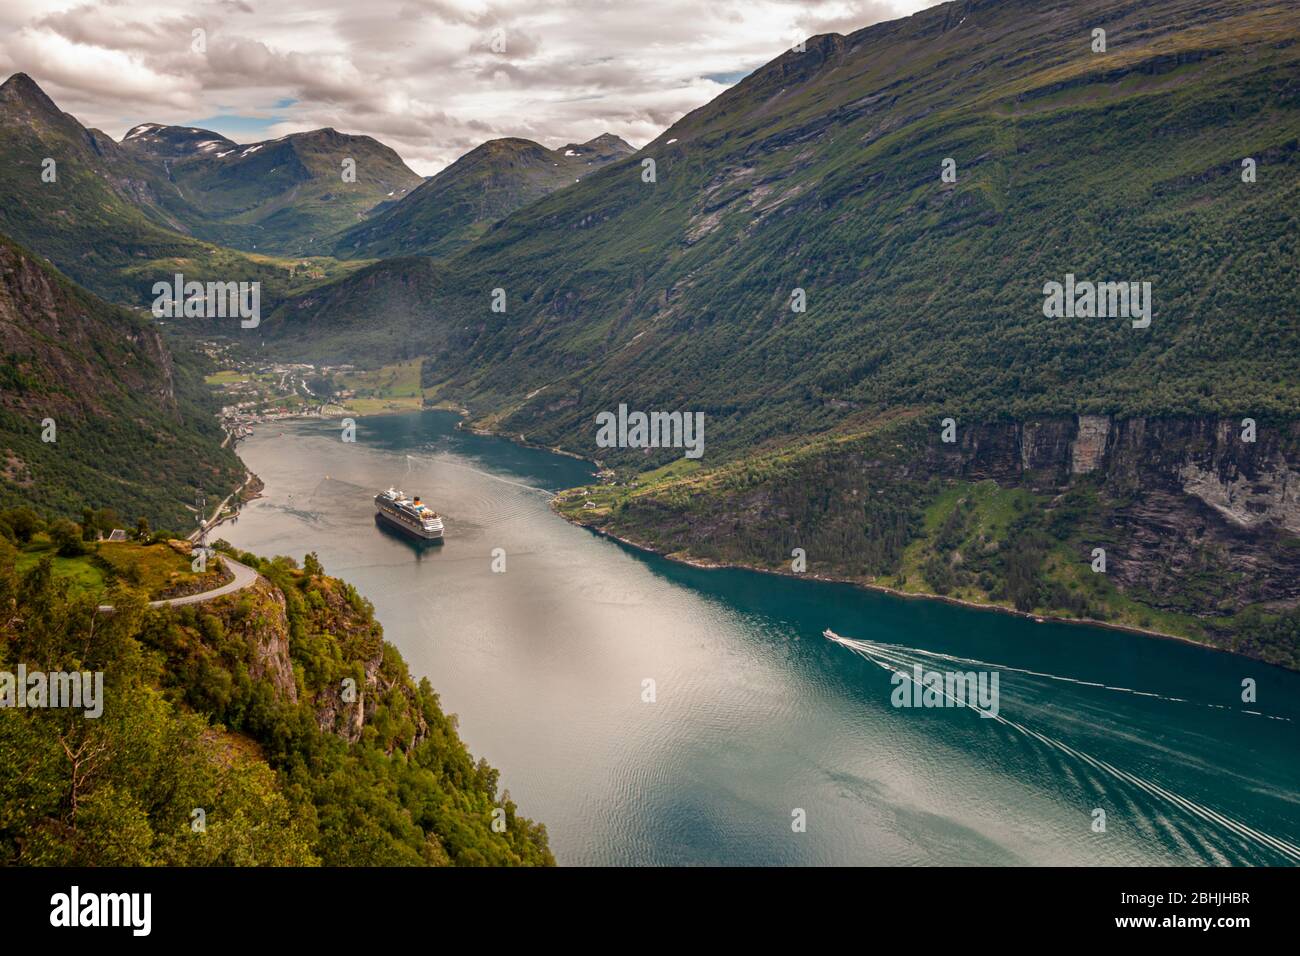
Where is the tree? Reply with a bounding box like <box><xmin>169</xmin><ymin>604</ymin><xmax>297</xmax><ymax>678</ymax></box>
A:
<box><xmin>48</xmin><ymin>519</ymin><xmax>86</xmax><ymax>557</ymax></box>
<box><xmin>0</xmin><ymin>533</ymin><xmax>554</xmax><ymax>868</ymax></box>
<box><xmin>135</xmin><ymin>517</ymin><xmax>150</xmax><ymax>541</ymax></box>
<box><xmin>94</xmin><ymin>508</ymin><xmax>121</xmax><ymax>537</ymax></box>
<box><xmin>0</xmin><ymin>508</ymin><xmax>41</xmax><ymax>544</ymax></box>
<box><xmin>303</xmin><ymin>552</ymin><xmax>324</xmax><ymax>578</ymax></box>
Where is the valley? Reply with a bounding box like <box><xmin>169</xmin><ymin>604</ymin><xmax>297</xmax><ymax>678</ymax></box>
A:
<box><xmin>0</xmin><ymin>0</ymin><xmax>1296</xmax><ymax>874</ymax></box>
<box><xmin>204</xmin><ymin>357</ymin><xmax>433</xmax><ymax>430</ymax></box>
<box><xmin>218</xmin><ymin>410</ymin><xmax>1300</xmax><ymax>865</ymax></box>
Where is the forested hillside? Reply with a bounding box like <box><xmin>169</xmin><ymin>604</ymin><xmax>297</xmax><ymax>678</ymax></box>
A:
<box><xmin>0</xmin><ymin>541</ymin><xmax>554</xmax><ymax>866</ymax></box>
<box><xmin>0</xmin><ymin>234</ymin><xmax>242</xmax><ymax>529</ymax></box>
<box><xmin>261</xmin><ymin>0</ymin><xmax>1299</xmax><ymax>467</ymax></box>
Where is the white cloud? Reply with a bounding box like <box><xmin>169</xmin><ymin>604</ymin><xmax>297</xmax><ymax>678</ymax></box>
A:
<box><xmin>0</xmin><ymin>0</ymin><xmax>941</xmax><ymax>174</ymax></box>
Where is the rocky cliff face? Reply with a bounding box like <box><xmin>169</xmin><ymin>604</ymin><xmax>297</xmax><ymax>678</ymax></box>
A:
<box><xmin>932</xmin><ymin>415</ymin><xmax>1299</xmax><ymax>524</ymax></box>
<box><xmin>205</xmin><ymin>570</ymin><xmax>430</xmax><ymax>748</ymax></box>
<box><xmin>927</xmin><ymin>416</ymin><xmax>1300</xmax><ymax>610</ymax></box>
<box><xmin>314</xmin><ymin>650</ymin><xmax>430</xmax><ymax>750</ymax></box>
<box><xmin>568</xmin><ymin>410</ymin><xmax>1300</xmax><ymax>666</ymax></box>
<box><xmin>225</xmin><ymin>581</ymin><xmax>300</xmax><ymax>705</ymax></box>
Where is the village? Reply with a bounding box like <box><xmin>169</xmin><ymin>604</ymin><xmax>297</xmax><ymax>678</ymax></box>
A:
<box><xmin>197</xmin><ymin>343</ymin><xmax>374</xmax><ymax>445</ymax></box>
<box><xmin>198</xmin><ymin>347</ymin><xmax>436</xmax><ymax>449</ymax></box>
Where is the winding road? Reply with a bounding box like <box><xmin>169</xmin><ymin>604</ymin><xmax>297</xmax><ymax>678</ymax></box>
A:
<box><xmin>96</xmin><ymin>556</ymin><xmax>260</xmax><ymax>613</ymax></box>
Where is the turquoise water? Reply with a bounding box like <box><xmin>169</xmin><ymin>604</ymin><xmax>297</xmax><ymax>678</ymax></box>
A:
<box><xmin>223</xmin><ymin>410</ymin><xmax>1300</xmax><ymax>866</ymax></box>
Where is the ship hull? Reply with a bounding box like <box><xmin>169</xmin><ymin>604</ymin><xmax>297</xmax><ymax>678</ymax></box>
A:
<box><xmin>375</xmin><ymin>505</ymin><xmax>444</xmax><ymax>541</ymax></box>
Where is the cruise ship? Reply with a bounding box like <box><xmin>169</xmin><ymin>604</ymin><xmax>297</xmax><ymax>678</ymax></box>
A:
<box><xmin>374</xmin><ymin>488</ymin><xmax>444</xmax><ymax>541</ymax></box>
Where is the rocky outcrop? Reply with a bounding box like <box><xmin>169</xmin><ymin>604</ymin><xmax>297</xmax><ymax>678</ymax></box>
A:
<box><xmin>927</xmin><ymin>415</ymin><xmax>1300</xmax><ymax>611</ymax></box>
<box><xmin>302</xmin><ymin>578</ymin><xmax>430</xmax><ymax>751</ymax></box>
<box><xmin>315</xmin><ymin>654</ymin><xmax>430</xmax><ymax>750</ymax></box>
<box><xmin>933</xmin><ymin>417</ymin><xmax>1299</xmax><ymax>516</ymax></box>
<box><xmin>1070</xmin><ymin>416</ymin><xmax>1111</xmax><ymax>475</ymax></box>
<box><xmin>204</xmin><ymin>570</ymin><xmax>431</xmax><ymax>749</ymax></box>
<box><xmin>314</xmin><ymin>676</ymin><xmax>367</xmax><ymax>743</ymax></box>
<box><xmin>244</xmin><ymin>588</ymin><xmax>298</xmax><ymax>704</ymax></box>
<box><xmin>211</xmin><ymin>579</ymin><xmax>299</xmax><ymax>705</ymax></box>
<box><xmin>314</xmin><ymin>649</ymin><xmax>382</xmax><ymax>745</ymax></box>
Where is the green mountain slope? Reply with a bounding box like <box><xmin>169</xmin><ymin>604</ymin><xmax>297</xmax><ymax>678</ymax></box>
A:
<box><xmin>0</xmin><ymin>233</ymin><xmax>243</xmax><ymax>528</ymax></box>
<box><xmin>556</xmin><ymin>412</ymin><xmax>1300</xmax><ymax>667</ymax></box>
<box><xmin>264</xmin><ymin>0</ymin><xmax>1299</xmax><ymax>456</ymax></box>
<box><xmin>332</xmin><ymin>134</ymin><xmax>634</xmax><ymax>260</ymax></box>
<box><xmin>0</xmin><ymin>544</ymin><xmax>554</xmax><ymax>865</ymax></box>
<box><xmin>0</xmin><ymin>73</ymin><xmax>368</xmax><ymax>311</ymax></box>
<box><xmin>257</xmin><ymin>0</ymin><xmax>1300</xmax><ymax>664</ymax></box>
<box><xmin>121</xmin><ymin>124</ymin><xmax>424</xmax><ymax>256</ymax></box>
<box><xmin>268</xmin><ymin>256</ymin><xmax>451</xmax><ymax>363</ymax></box>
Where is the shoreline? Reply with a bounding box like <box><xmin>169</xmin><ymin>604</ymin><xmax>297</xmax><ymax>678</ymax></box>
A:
<box><xmin>552</xmin><ymin>505</ymin><xmax>1246</xmax><ymax>661</ymax></box>
<box><xmin>452</xmin><ymin>415</ymin><xmax>600</xmax><ymax>466</ymax></box>
<box><xmin>223</xmin><ymin>405</ymin><xmax>1253</xmax><ymax>666</ymax></box>
<box><xmin>225</xmin><ymin>398</ymin><xmax>432</xmax><ymax>434</ymax></box>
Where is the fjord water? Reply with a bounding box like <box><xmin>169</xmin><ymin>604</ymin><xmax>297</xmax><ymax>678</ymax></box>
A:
<box><xmin>224</xmin><ymin>411</ymin><xmax>1300</xmax><ymax>866</ymax></box>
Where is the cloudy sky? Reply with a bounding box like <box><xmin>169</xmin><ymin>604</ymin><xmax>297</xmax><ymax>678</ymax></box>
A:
<box><xmin>1</xmin><ymin>0</ymin><xmax>940</xmax><ymax>174</ymax></box>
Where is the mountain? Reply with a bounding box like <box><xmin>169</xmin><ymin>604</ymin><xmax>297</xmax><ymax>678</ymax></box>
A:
<box><xmin>0</xmin><ymin>232</ymin><xmax>243</xmax><ymax>528</ymax></box>
<box><xmin>267</xmin><ymin>255</ymin><xmax>450</xmax><ymax>363</ymax></box>
<box><xmin>0</xmin><ymin>72</ymin><xmax>206</xmax><ymax>301</ymax></box>
<box><xmin>259</xmin><ymin>0</ymin><xmax>1300</xmax><ymax>662</ymax></box>
<box><xmin>267</xmin><ymin>0</ymin><xmax>1299</xmax><ymax>432</ymax></box>
<box><xmin>119</xmin><ymin>123</ymin><xmax>239</xmax><ymax>161</ymax></box>
<box><xmin>0</xmin><ymin>73</ymin><xmax>371</xmax><ymax>310</ymax></box>
<box><xmin>332</xmin><ymin>133</ymin><xmax>634</xmax><ymax>259</ymax></box>
<box><xmin>121</xmin><ymin>124</ymin><xmax>424</xmax><ymax>255</ymax></box>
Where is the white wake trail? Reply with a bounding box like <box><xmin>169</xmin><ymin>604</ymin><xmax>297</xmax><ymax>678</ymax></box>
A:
<box><xmin>827</xmin><ymin>630</ymin><xmax>1289</xmax><ymax>722</ymax></box>
<box><xmin>823</xmin><ymin>629</ymin><xmax>1300</xmax><ymax>863</ymax></box>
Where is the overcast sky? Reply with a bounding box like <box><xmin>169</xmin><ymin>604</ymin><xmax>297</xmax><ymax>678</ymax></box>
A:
<box><xmin>1</xmin><ymin>0</ymin><xmax>940</xmax><ymax>175</ymax></box>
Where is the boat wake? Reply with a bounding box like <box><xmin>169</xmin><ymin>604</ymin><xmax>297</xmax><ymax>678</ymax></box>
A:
<box><xmin>824</xmin><ymin>630</ymin><xmax>1290</xmax><ymax>722</ymax></box>
<box><xmin>824</xmin><ymin>629</ymin><xmax>1300</xmax><ymax>864</ymax></box>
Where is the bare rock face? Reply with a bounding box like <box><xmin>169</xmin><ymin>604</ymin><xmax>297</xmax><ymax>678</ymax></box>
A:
<box><xmin>1070</xmin><ymin>415</ymin><xmax>1111</xmax><ymax>475</ymax></box>
<box><xmin>1172</xmin><ymin>421</ymin><xmax>1300</xmax><ymax>534</ymax></box>
<box><xmin>314</xmin><ymin>650</ymin><xmax>430</xmax><ymax>750</ymax></box>
<box><xmin>212</xmin><ymin>579</ymin><xmax>299</xmax><ymax>705</ymax></box>
<box><xmin>200</xmin><ymin>571</ymin><xmax>431</xmax><ymax>748</ymax></box>
<box><xmin>314</xmin><ymin>654</ymin><xmax>381</xmax><ymax>745</ymax></box>
<box><xmin>924</xmin><ymin>415</ymin><xmax>1300</xmax><ymax>613</ymax></box>
<box><xmin>931</xmin><ymin>416</ymin><xmax>1300</xmax><ymax>532</ymax></box>
<box><xmin>1020</xmin><ymin>419</ymin><xmax>1074</xmax><ymax>473</ymax></box>
<box><xmin>307</xmin><ymin>582</ymin><xmax>429</xmax><ymax>751</ymax></box>
<box><xmin>1179</xmin><ymin>458</ymin><xmax>1299</xmax><ymax>532</ymax></box>
<box><xmin>246</xmin><ymin>591</ymin><xmax>298</xmax><ymax>705</ymax></box>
